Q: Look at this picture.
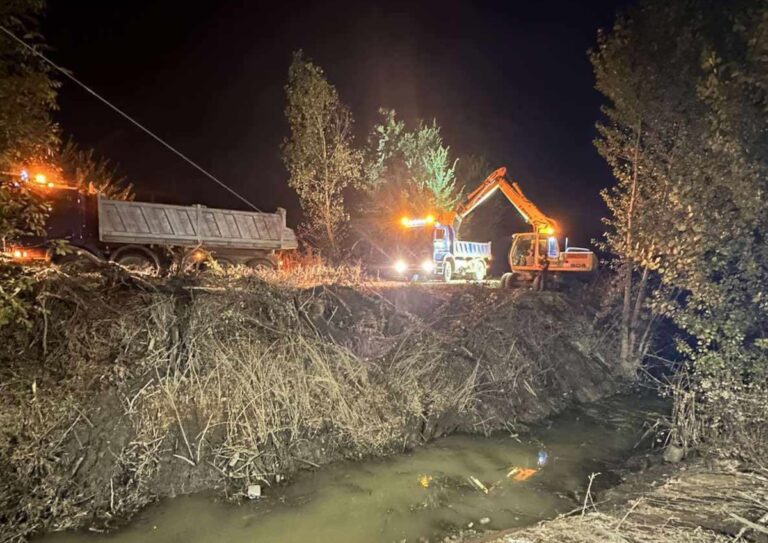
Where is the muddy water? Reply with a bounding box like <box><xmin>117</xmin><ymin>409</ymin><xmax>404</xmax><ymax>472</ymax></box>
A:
<box><xmin>40</xmin><ymin>393</ymin><xmax>666</xmax><ymax>543</ymax></box>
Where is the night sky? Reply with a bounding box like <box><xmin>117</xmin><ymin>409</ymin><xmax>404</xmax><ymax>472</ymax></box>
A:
<box><xmin>43</xmin><ymin>0</ymin><xmax>628</xmax><ymax>248</ymax></box>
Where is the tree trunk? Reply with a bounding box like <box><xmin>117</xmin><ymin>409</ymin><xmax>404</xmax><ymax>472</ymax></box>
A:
<box><xmin>620</xmin><ymin>264</ymin><xmax>633</xmax><ymax>369</ymax></box>
<box><xmin>325</xmin><ymin>218</ymin><xmax>336</xmax><ymax>257</ymax></box>
<box><xmin>628</xmin><ymin>265</ymin><xmax>650</xmax><ymax>359</ymax></box>
<box><xmin>620</xmin><ymin>119</ymin><xmax>643</xmax><ymax>373</ymax></box>
<box><xmin>637</xmin><ymin>313</ymin><xmax>657</xmax><ymax>361</ymax></box>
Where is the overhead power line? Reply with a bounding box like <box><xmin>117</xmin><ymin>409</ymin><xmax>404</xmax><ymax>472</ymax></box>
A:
<box><xmin>0</xmin><ymin>24</ymin><xmax>261</xmax><ymax>212</ymax></box>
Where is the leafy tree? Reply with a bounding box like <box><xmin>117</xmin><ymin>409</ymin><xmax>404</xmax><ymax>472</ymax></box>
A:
<box><xmin>0</xmin><ymin>1</ymin><xmax>59</xmax><ymax>329</ymax></box>
<box><xmin>590</xmin><ymin>0</ymin><xmax>698</xmax><ymax>371</ymax></box>
<box><xmin>593</xmin><ymin>0</ymin><xmax>768</xmax><ymax>444</ymax></box>
<box><xmin>282</xmin><ymin>50</ymin><xmax>363</xmax><ymax>256</ymax></box>
<box><xmin>0</xmin><ymin>0</ymin><xmax>59</xmax><ymax>244</ymax></box>
<box><xmin>58</xmin><ymin>139</ymin><xmax>133</xmax><ymax>200</ymax></box>
<box><xmin>366</xmin><ymin>109</ymin><xmax>460</xmax><ymax>217</ymax></box>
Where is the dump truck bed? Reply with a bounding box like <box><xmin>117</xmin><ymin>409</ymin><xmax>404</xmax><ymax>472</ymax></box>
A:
<box><xmin>453</xmin><ymin>239</ymin><xmax>492</xmax><ymax>259</ymax></box>
<box><xmin>98</xmin><ymin>197</ymin><xmax>298</xmax><ymax>250</ymax></box>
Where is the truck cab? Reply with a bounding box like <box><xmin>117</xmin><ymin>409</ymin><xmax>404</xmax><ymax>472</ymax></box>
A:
<box><xmin>3</xmin><ymin>188</ymin><xmax>101</xmax><ymax>263</ymax></box>
<box><xmin>431</xmin><ymin>224</ymin><xmax>452</xmax><ymax>265</ymax></box>
<box><xmin>392</xmin><ymin>218</ymin><xmax>491</xmax><ymax>282</ymax></box>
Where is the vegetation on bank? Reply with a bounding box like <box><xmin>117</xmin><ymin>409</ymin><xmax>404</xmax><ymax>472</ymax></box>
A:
<box><xmin>474</xmin><ymin>459</ymin><xmax>768</xmax><ymax>543</ymax></box>
<box><xmin>591</xmin><ymin>0</ymin><xmax>767</xmax><ymax>463</ymax></box>
<box><xmin>0</xmin><ymin>268</ymin><xmax>621</xmax><ymax>541</ymax></box>
<box><xmin>0</xmin><ymin>1</ymin><xmax>131</xmax><ymax>329</ymax></box>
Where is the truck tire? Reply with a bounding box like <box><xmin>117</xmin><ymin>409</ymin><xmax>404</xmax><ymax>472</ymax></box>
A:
<box><xmin>246</xmin><ymin>257</ymin><xmax>277</xmax><ymax>271</ymax></box>
<box><xmin>443</xmin><ymin>260</ymin><xmax>453</xmax><ymax>282</ymax></box>
<box><xmin>501</xmin><ymin>272</ymin><xmax>513</xmax><ymax>289</ymax></box>
<box><xmin>114</xmin><ymin>252</ymin><xmax>156</xmax><ymax>273</ymax></box>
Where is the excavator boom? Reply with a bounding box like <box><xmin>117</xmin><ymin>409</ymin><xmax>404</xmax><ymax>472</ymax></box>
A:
<box><xmin>449</xmin><ymin>166</ymin><xmax>597</xmax><ymax>285</ymax></box>
<box><xmin>452</xmin><ymin>167</ymin><xmax>558</xmax><ymax>235</ymax></box>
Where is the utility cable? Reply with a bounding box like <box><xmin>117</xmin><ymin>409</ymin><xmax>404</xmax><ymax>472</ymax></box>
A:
<box><xmin>0</xmin><ymin>24</ymin><xmax>262</xmax><ymax>212</ymax></box>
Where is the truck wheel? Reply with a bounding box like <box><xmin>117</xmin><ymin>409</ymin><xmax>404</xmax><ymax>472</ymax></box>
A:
<box><xmin>246</xmin><ymin>257</ymin><xmax>277</xmax><ymax>271</ymax></box>
<box><xmin>500</xmin><ymin>272</ymin><xmax>512</xmax><ymax>289</ymax></box>
<box><xmin>114</xmin><ymin>252</ymin><xmax>156</xmax><ymax>273</ymax></box>
<box><xmin>443</xmin><ymin>260</ymin><xmax>453</xmax><ymax>282</ymax></box>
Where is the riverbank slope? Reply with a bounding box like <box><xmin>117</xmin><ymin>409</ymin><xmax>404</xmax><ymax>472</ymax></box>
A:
<box><xmin>1</xmin><ymin>270</ymin><xmax>627</xmax><ymax>541</ymax></box>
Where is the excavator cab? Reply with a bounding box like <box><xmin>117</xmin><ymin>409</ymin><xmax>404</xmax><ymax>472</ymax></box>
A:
<box><xmin>510</xmin><ymin>234</ymin><xmax>533</xmax><ymax>267</ymax></box>
<box><xmin>507</xmin><ymin>231</ymin><xmax>597</xmax><ymax>287</ymax></box>
<box><xmin>509</xmin><ymin>233</ymin><xmax>560</xmax><ymax>269</ymax></box>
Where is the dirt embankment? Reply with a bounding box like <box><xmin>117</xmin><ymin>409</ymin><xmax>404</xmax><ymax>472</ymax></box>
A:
<box><xmin>0</xmin><ymin>271</ymin><xmax>625</xmax><ymax>541</ymax></box>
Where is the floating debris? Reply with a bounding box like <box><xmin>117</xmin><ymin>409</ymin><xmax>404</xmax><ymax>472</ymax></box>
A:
<box><xmin>507</xmin><ymin>467</ymin><xmax>539</xmax><ymax>482</ymax></box>
<box><xmin>246</xmin><ymin>484</ymin><xmax>262</xmax><ymax>499</ymax></box>
<box><xmin>468</xmin><ymin>476</ymin><xmax>489</xmax><ymax>494</ymax></box>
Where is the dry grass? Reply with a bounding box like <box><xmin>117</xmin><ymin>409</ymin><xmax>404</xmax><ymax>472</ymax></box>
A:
<box><xmin>0</xmin><ymin>270</ymin><xmax>621</xmax><ymax>542</ymax></box>
<box><xmin>476</xmin><ymin>461</ymin><xmax>768</xmax><ymax>543</ymax></box>
<box><xmin>672</xmin><ymin>375</ymin><xmax>768</xmax><ymax>465</ymax></box>
<box><xmin>207</xmin><ymin>249</ymin><xmax>368</xmax><ymax>289</ymax></box>
<box><xmin>250</xmin><ymin>262</ymin><xmax>366</xmax><ymax>288</ymax></box>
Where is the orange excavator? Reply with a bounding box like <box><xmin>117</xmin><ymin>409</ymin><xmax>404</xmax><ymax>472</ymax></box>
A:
<box><xmin>446</xmin><ymin>167</ymin><xmax>598</xmax><ymax>288</ymax></box>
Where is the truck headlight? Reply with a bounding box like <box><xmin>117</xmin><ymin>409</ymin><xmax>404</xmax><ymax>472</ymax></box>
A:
<box><xmin>394</xmin><ymin>260</ymin><xmax>407</xmax><ymax>274</ymax></box>
<box><xmin>421</xmin><ymin>260</ymin><xmax>434</xmax><ymax>273</ymax></box>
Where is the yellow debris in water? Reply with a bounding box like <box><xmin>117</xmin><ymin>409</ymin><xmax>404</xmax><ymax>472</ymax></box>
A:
<box><xmin>418</xmin><ymin>474</ymin><xmax>433</xmax><ymax>488</ymax></box>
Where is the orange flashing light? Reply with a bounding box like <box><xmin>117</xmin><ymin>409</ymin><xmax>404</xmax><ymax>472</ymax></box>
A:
<box><xmin>401</xmin><ymin>215</ymin><xmax>437</xmax><ymax>228</ymax></box>
<box><xmin>34</xmin><ymin>174</ymin><xmax>47</xmax><ymax>185</ymax></box>
<box><xmin>539</xmin><ymin>225</ymin><xmax>556</xmax><ymax>235</ymax></box>
<box><xmin>4</xmin><ymin>247</ymin><xmax>46</xmax><ymax>261</ymax></box>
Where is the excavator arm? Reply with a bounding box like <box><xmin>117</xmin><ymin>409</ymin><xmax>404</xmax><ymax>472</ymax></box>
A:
<box><xmin>451</xmin><ymin>167</ymin><xmax>558</xmax><ymax>235</ymax></box>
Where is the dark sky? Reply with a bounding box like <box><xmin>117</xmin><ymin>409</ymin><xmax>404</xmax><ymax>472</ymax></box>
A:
<box><xmin>43</xmin><ymin>0</ymin><xmax>627</xmax><ymax>246</ymax></box>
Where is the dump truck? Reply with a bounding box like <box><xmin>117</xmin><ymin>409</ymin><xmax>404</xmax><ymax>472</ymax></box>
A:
<box><xmin>350</xmin><ymin>215</ymin><xmax>491</xmax><ymax>281</ymax></box>
<box><xmin>396</xmin><ymin>215</ymin><xmax>491</xmax><ymax>281</ymax></box>
<box><xmin>3</xmin><ymin>179</ymin><xmax>297</xmax><ymax>271</ymax></box>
